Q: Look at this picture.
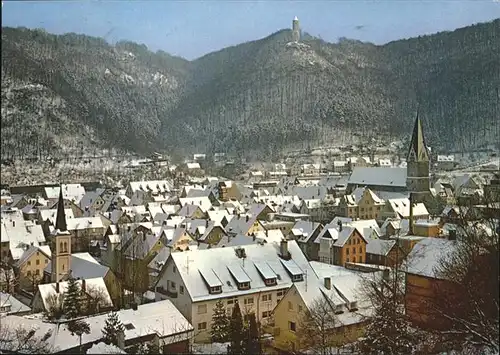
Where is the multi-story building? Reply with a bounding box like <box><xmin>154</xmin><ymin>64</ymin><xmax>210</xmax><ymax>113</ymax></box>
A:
<box><xmin>154</xmin><ymin>240</ymin><xmax>314</xmax><ymax>342</ymax></box>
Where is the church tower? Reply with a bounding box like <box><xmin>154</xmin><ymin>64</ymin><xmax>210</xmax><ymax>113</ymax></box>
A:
<box><xmin>51</xmin><ymin>186</ymin><xmax>72</xmax><ymax>283</ymax></box>
<box><xmin>406</xmin><ymin>111</ymin><xmax>431</xmax><ymax>203</ymax></box>
<box><xmin>292</xmin><ymin>16</ymin><xmax>300</xmax><ymax>42</ymax></box>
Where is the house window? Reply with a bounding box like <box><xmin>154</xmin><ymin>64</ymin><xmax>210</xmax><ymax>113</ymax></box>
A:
<box><xmin>289</xmin><ymin>321</ymin><xmax>296</xmax><ymax>332</ymax></box>
<box><xmin>198</xmin><ymin>322</ymin><xmax>207</xmax><ymax>330</ymax></box>
<box><xmin>27</xmin><ymin>271</ymin><xmax>32</xmax><ymax>276</ymax></box>
<box><xmin>210</xmin><ymin>286</ymin><xmax>222</xmax><ymax>294</ymax></box>
<box><xmin>27</xmin><ymin>261</ymin><xmax>31</xmax><ymax>266</ymax></box>
<box><xmin>173</xmin><ymin>266</ymin><xmax>177</xmax><ymax>273</ymax></box>
<box><xmin>352</xmin><ymin>247</ymin><xmax>356</xmax><ymax>254</ymax></box>
<box><xmin>180</xmin><ymin>285</ymin><xmax>184</xmax><ymax>294</ymax></box>
<box><xmin>288</xmin><ymin>301</ymin><xmax>293</xmax><ymax>311</ymax></box>
<box><xmin>197</xmin><ymin>304</ymin><xmax>207</xmax><ymax>314</ymax></box>
<box><xmin>63</xmin><ymin>242</ymin><xmax>68</xmax><ymax>252</ymax></box>
<box><xmin>170</xmin><ymin>281</ymin><xmax>177</xmax><ymax>290</ymax></box>
<box><xmin>277</xmin><ymin>290</ymin><xmax>285</xmax><ymax>297</ymax></box>
<box><xmin>346</xmin><ymin>248</ymin><xmax>349</xmax><ymax>255</ymax></box>
<box><xmin>45</xmin><ymin>259</ymin><xmax>48</xmax><ymax>264</ymax></box>
<box><xmin>359</xmin><ymin>246</ymin><xmax>363</xmax><ymax>253</ymax></box>
<box><xmin>346</xmin><ymin>257</ymin><xmax>350</xmax><ymax>263</ymax></box>
<box><xmin>35</xmin><ymin>269</ymin><xmax>40</xmax><ymax>275</ymax></box>
<box><xmin>262</xmin><ymin>294</ymin><xmax>272</xmax><ymax>302</ymax></box>
<box><xmin>244</xmin><ymin>297</ymin><xmax>254</xmax><ymax>305</ymax></box>
<box><xmin>238</xmin><ymin>282</ymin><xmax>250</xmax><ymax>290</ymax></box>
<box><xmin>298</xmin><ymin>305</ymin><xmax>303</xmax><ymax>313</ymax></box>
<box><xmin>227</xmin><ymin>297</ymin><xmax>237</xmax><ymax>305</ymax></box>
<box><xmin>35</xmin><ymin>259</ymin><xmax>40</xmax><ymax>266</ymax></box>
<box><xmin>265</xmin><ymin>278</ymin><xmax>277</xmax><ymax>286</ymax></box>
<box><xmin>262</xmin><ymin>311</ymin><xmax>271</xmax><ymax>318</ymax></box>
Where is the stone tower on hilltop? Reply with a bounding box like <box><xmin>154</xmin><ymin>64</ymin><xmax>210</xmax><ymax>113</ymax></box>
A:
<box><xmin>406</xmin><ymin>112</ymin><xmax>431</xmax><ymax>204</ymax></box>
<box><xmin>292</xmin><ymin>16</ymin><xmax>300</xmax><ymax>42</ymax></box>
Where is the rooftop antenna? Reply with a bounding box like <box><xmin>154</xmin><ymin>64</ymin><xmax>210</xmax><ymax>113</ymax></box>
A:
<box><xmin>186</xmin><ymin>254</ymin><xmax>194</xmax><ymax>275</ymax></box>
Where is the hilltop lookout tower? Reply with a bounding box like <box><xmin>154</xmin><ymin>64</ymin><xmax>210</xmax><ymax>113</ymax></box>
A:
<box><xmin>292</xmin><ymin>16</ymin><xmax>300</xmax><ymax>42</ymax></box>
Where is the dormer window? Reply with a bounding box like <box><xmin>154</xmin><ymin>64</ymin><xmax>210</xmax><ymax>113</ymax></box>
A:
<box><xmin>210</xmin><ymin>286</ymin><xmax>222</xmax><ymax>294</ymax></box>
<box><xmin>292</xmin><ymin>274</ymin><xmax>303</xmax><ymax>282</ymax></box>
<box><xmin>265</xmin><ymin>278</ymin><xmax>277</xmax><ymax>286</ymax></box>
<box><xmin>349</xmin><ymin>301</ymin><xmax>358</xmax><ymax>312</ymax></box>
<box><xmin>0</xmin><ymin>305</ymin><xmax>12</xmax><ymax>313</ymax></box>
<box><xmin>334</xmin><ymin>304</ymin><xmax>344</xmax><ymax>314</ymax></box>
<box><xmin>238</xmin><ymin>282</ymin><xmax>250</xmax><ymax>290</ymax></box>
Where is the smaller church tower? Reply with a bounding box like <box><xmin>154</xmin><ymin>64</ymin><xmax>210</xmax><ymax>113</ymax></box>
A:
<box><xmin>406</xmin><ymin>111</ymin><xmax>431</xmax><ymax>204</ymax></box>
<box><xmin>51</xmin><ymin>186</ymin><xmax>72</xmax><ymax>283</ymax></box>
<box><xmin>292</xmin><ymin>16</ymin><xmax>300</xmax><ymax>42</ymax></box>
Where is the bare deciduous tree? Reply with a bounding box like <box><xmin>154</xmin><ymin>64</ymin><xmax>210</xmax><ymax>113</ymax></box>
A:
<box><xmin>0</xmin><ymin>323</ymin><xmax>54</xmax><ymax>353</ymax></box>
<box><xmin>431</xmin><ymin>193</ymin><xmax>499</xmax><ymax>353</ymax></box>
<box><xmin>297</xmin><ymin>297</ymin><xmax>338</xmax><ymax>355</ymax></box>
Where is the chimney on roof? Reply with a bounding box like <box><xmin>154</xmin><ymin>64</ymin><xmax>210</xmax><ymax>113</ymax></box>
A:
<box><xmin>324</xmin><ymin>277</ymin><xmax>331</xmax><ymax>290</ymax></box>
<box><xmin>246</xmin><ymin>215</ymin><xmax>249</xmax><ymax>223</ymax></box>
<box><xmin>337</xmin><ymin>220</ymin><xmax>343</xmax><ymax>232</ymax></box>
<box><xmin>55</xmin><ymin>282</ymin><xmax>60</xmax><ymax>293</ymax></box>
<box><xmin>448</xmin><ymin>229</ymin><xmax>457</xmax><ymax>241</ymax></box>
<box><xmin>280</xmin><ymin>239</ymin><xmax>290</xmax><ymax>260</ymax></box>
<box><xmin>81</xmin><ymin>279</ymin><xmax>86</xmax><ymax>292</ymax></box>
<box><xmin>12</xmin><ymin>221</ymin><xmax>15</xmax><ymax>227</ymax></box>
<box><xmin>205</xmin><ymin>219</ymin><xmax>209</xmax><ymax>228</ymax></box>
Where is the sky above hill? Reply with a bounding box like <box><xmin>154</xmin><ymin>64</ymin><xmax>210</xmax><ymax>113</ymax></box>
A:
<box><xmin>2</xmin><ymin>1</ymin><xmax>499</xmax><ymax>60</ymax></box>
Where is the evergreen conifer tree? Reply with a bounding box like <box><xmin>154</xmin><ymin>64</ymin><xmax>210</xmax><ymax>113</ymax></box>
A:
<box><xmin>102</xmin><ymin>311</ymin><xmax>125</xmax><ymax>346</ymax></box>
<box><xmin>63</xmin><ymin>276</ymin><xmax>82</xmax><ymax>319</ymax></box>
<box><xmin>227</xmin><ymin>301</ymin><xmax>244</xmax><ymax>355</ymax></box>
<box><xmin>211</xmin><ymin>299</ymin><xmax>229</xmax><ymax>343</ymax></box>
<box><xmin>242</xmin><ymin>313</ymin><xmax>260</xmax><ymax>355</ymax></box>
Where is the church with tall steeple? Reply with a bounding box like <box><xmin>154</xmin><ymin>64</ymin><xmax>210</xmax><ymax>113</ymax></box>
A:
<box><xmin>406</xmin><ymin>112</ymin><xmax>431</xmax><ymax>204</ymax></box>
<box><xmin>51</xmin><ymin>186</ymin><xmax>72</xmax><ymax>282</ymax></box>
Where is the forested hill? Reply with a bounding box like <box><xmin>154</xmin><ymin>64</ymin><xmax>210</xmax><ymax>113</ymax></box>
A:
<box><xmin>1</xmin><ymin>19</ymin><xmax>499</xmax><ymax>159</ymax></box>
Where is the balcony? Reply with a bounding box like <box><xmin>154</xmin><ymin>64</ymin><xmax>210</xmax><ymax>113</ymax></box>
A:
<box><xmin>156</xmin><ymin>286</ymin><xmax>178</xmax><ymax>298</ymax></box>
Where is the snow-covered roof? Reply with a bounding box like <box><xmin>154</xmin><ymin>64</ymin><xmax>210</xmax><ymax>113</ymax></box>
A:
<box><xmin>366</xmin><ymin>239</ymin><xmax>397</xmax><ymax>256</ymax></box>
<box><xmin>44</xmin><ymin>253</ymin><xmax>109</xmax><ymax>281</ymax></box>
<box><xmin>387</xmin><ymin>198</ymin><xmax>429</xmax><ymax>218</ymax></box>
<box><xmin>160</xmin><ymin>240</ymin><xmax>314</xmax><ymax>302</ymax></box>
<box><xmin>186</xmin><ymin>162</ymin><xmax>201</xmax><ymax>169</ymax></box>
<box><xmin>405</xmin><ymin>238</ymin><xmax>456</xmax><ymax>279</ymax></box>
<box><xmin>348</xmin><ymin>167</ymin><xmax>407</xmax><ymax>188</ymax></box>
<box><xmin>39</xmin><ymin>208</ymin><xmax>75</xmax><ymax>224</ymax></box>
<box><xmin>1</xmin><ymin>216</ymin><xmax>45</xmax><ymax>255</ymax></box>
<box><xmin>179</xmin><ymin>197</ymin><xmax>212</xmax><ymax>212</ymax></box>
<box><xmin>36</xmin><ymin>277</ymin><xmax>112</xmax><ymax>312</ymax></box>
<box><xmin>44</xmin><ymin>184</ymin><xmax>86</xmax><ymax>203</ymax></box>
<box><xmin>0</xmin><ymin>292</ymin><xmax>31</xmax><ymax>315</ymax></box>
<box><xmin>87</xmin><ymin>342</ymin><xmax>126</xmax><ymax>354</ymax></box>
<box><xmin>291</xmin><ymin>220</ymin><xmax>321</xmax><ymax>243</ymax></box>
<box><xmin>129</xmin><ymin>180</ymin><xmax>172</xmax><ymax>194</ymax></box>
<box><xmin>2</xmin><ymin>300</ymin><xmax>192</xmax><ymax>352</ymax></box>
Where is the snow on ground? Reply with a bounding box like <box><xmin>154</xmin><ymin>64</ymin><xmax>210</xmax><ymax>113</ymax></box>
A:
<box><xmin>192</xmin><ymin>342</ymin><xmax>229</xmax><ymax>354</ymax></box>
<box><xmin>86</xmin><ymin>342</ymin><xmax>126</xmax><ymax>354</ymax></box>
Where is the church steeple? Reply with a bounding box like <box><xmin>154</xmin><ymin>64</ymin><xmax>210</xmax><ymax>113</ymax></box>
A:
<box><xmin>407</xmin><ymin>110</ymin><xmax>429</xmax><ymax>162</ymax></box>
<box><xmin>55</xmin><ymin>186</ymin><xmax>67</xmax><ymax>232</ymax></box>
<box><xmin>51</xmin><ymin>184</ymin><xmax>72</xmax><ymax>283</ymax></box>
